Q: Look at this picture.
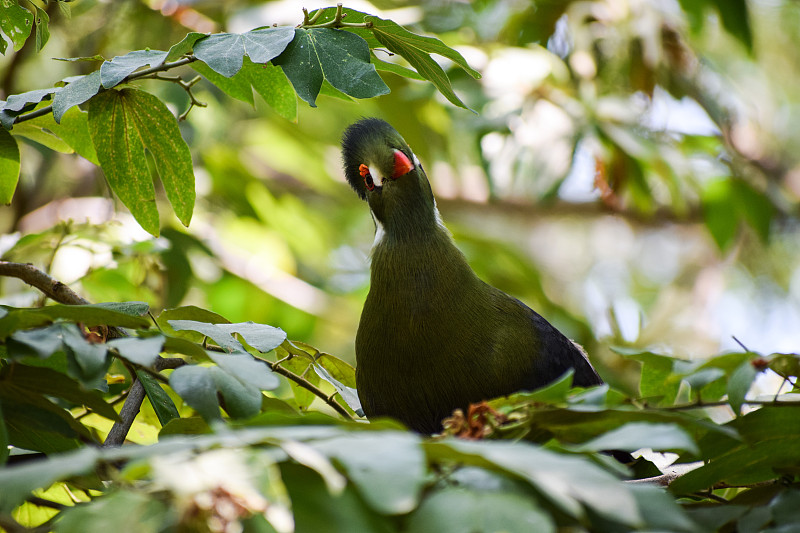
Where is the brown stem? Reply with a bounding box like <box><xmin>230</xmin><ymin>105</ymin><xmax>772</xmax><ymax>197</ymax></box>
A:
<box><xmin>0</xmin><ymin>261</ymin><xmax>89</xmax><ymax>304</ymax></box>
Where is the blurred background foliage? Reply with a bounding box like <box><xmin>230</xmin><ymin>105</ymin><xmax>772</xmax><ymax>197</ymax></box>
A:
<box><xmin>2</xmin><ymin>0</ymin><xmax>799</xmax><ymax>397</ymax></box>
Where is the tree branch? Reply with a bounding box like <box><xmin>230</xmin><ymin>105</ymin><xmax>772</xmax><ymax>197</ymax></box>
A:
<box><xmin>0</xmin><ymin>261</ymin><xmax>88</xmax><ymax>304</ymax></box>
<box><xmin>104</xmin><ymin>357</ymin><xmax>186</xmax><ymax>447</ymax></box>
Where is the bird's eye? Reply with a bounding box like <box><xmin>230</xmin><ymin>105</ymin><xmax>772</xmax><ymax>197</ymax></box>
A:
<box><xmin>359</xmin><ymin>164</ymin><xmax>375</xmax><ymax>191</ymax></box>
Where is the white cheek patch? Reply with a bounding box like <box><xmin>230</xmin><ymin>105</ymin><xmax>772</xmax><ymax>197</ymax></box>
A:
<box><xmin>411</xmin><ymin>151</ymin><xmax>420</xmax><ymax>169</ymax></box>
<box><xmin>369</xmin><ymin>164</ymin><xmax>382</xmax><ymax>185</ymax></box>
<box><xmin>371</xmin><ymin>210</ymin><xmax>385</xmax><ymax>247</ymax></box>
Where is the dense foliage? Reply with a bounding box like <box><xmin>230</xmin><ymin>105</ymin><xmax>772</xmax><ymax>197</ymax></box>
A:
<box><xmin>1</xmin><ymin>0</ymin><xmax>799</xmax><ymax>532</ymax></box>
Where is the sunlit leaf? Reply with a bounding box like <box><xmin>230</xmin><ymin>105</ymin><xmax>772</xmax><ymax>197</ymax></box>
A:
<box><xmin>0</xmin><ymin>127</ymin><xmax>20</xmax><ymax>204</ymax></box>
<box><xmin>87</xmin><ymin>88</ymin><xmax>195</xmax><ymax>235</ymax></box>
<box><xmin>0</xmin><ymin>1</ymin><xmax>33</xmax><ymax>52</ymax></box>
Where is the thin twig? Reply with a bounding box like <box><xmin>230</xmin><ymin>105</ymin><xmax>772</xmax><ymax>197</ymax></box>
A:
<box><xmin>300</xmin><ymin>3</ymin><xmax>373</xmax><ymax>29</ymax></box>
<box><xmin>12</xmin><ymin>56</ymin><xmax>198</xmax><ymax>126</ymax></box>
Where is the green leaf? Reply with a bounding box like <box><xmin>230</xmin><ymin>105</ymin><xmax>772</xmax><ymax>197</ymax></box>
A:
<box><xmin>168</xmin><ymin>319</ymin><xmax>246</xmax><ymax>352</ymax></box>
<box><xmin>0</xmin><ymin>303</ymin><xmax>150</xmax><ymax>339</ymax></box>
<box><xmin>574</xmin><ymin>422</ymin><xmax>699</xmax><ymax>454</ymax></box>
<box><xmin>108</xmin><ymin>335</ymin><xmax>165</xmax><ymax>367</ymax></box>
<box><xmin>157</xmin><ymin>306</ymin><xmax>230</xmax><ymax>340</ymax></box>
<box><xmin>100</xmin><ymin>49</ymin><xmax>168</xmax><ymax>88</ymax></box>
<box><xmin>168</xmin><ymin>319</ymin><xmax>286</xmax><ymax>353</ymax></box>
<box><xmin>273</xmin><ymin>28</ymin><xmax>389</xmax><ymax>107</ymax></box>
<box><xmin>244</xmin><ymin>58</ymin><xmax>297</xmax><ymax>121</ymax></box>
<box><xmin>12</xmin><ymin>118</ymin><xmax>73</xmax><ymax>153</ymax></box>
<box><xmin>56</xmin><ymin>490</ymin><xmax>168</xmax><ymax>533</ymax></box>
<box><xmin>135</xmin><ymin>369</ymin><xmax>180</xmax><ymax>427</ymax></box>
<box><xmin>168</xmin><ymin>365</ymin><xmax>221</xmax><ymax>421</ymax></box>
<box><xmin>0</xmin><ymin>446</ymin><xmax>99</xmax><ymax>513</ymax></box>
<box><xmin>0</xmin><ymin>1</ymin><xmax>34</xmax><ymax>52</ymax></box>
<box><xmin>208</xmin><ymin>351</ymin><xmax>280</xmax><ymax>390</ymax></box>
<box><xmin>19</xmin><ymin>106</ymin><xmax>99</xmax><ymax>164</ymax></box>
<box><xmin>1</xmin><ymin>87</ymin><xmax>60</xmax><ymax>128</ymax></box>
<box><xmin>312</xmin><ymin>432</ymin><xmax>425</xmax><ymax>514</ymax></box>
<box><xmin>629</xmin><ymin>484</ymin><xmax>697</xmax><ymax>532</ymax></box>
<box><xmin>193</xmin><ymin>27</ymin><xmax>294</xmax><ymax>77</ymax></box>
<box><xmin>406</xmin><ymin>487</ymin><xmax>555</xmax><ymax>533</ymax></box>
<box><xmin>371</xmin><ymin>53</ymin><xmax>426</xmax><ymax>81</ymax></box>
<box><xmin>727</xmin><ymin>360</ymin><xmax>758</xmax><ymax>415</ymax></box>
<box><xmin>87</xmin><ymin>88</ymin><xmax>195</xmax><ymax>235</ymax></box>
<box><xmin>166</xmin><ymin>32</ymin><xmax>206</xmax><ymax>62</ymax></box>
<box><xmin>8</xmin><ymin>363</ymin><xmax>120</xmax><ymax>421</ymax></box>
<box><xmin>366</xmin><ymin>16</ymin><xmax>478</xmax><ymax>111</ymax></box>
<box><xmin>0</xmin><ymin>127</ymin><xmax>20</xmax><ymax>204</ymax></box>
<box><xmin>312</xmin><ymin>362</ymin><xmax>361</xmax><ymax>415</ymax></box>
<box><xmin>52</xmin><ymin>71</ymin><xmax>102</xmax><ymax>123</ymax></box>
<box><xmin>210</xmin><ymin>365</ymin><xmax>262</xmax><ymax>419</ymax></box>
<box><xmin>701</xmin><ymin>177</ymin><xmax>775</xmax><ymax>250</ymax></box>
<box><xmin>32</xmin><ymin>4</ymin><xmax>49</xmax><ymax>52</ymax></box>
<box><xmin>241</xmin><ymin>27</ymin><xmax>296</xmax><ymax>63</ymax></box>
<box><xmin>427</xmin><ymin>440</ymin><xmax>641</xmax><ymax>525</ymax></box>
<box><xmin>62</xmin><ymin>323</ymin><xmax>109</xmax><ymax>380</ymax></box>
<box><xmin>192</xmin><ymin>59</ymin><xmax>254</xmax><ymax>104</ymax></box>
<box><xmin>122</xmin><ymin>89</ymin><xmax>195</xmax><ymax>226</ymax></box>
<box><xmin>709</xmin><ymin>0</ymin><xmax>753</xmax><ymax>52</ymax></box>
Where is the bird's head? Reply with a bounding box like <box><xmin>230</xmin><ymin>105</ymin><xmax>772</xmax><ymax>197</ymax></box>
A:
<box><xmin>342</xmin><ymin>118</ymin><xmax>437</xmax><ymax>237</ymax></box>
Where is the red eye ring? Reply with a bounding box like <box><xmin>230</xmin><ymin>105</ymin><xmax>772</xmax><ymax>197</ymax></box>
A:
<box><xmin>359</xmin><ymin>164</ymin><xmax>375</xmax><ymax>191</ymax></box>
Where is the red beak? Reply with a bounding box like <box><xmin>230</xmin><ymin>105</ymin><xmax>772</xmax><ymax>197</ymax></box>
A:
<box><xmin>391</xmin><ymin>150</ymin><xmax>414</xmax><ymax>179</ymax></box>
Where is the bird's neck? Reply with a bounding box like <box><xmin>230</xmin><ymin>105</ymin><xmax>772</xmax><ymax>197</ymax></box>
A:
<box><xmin>370</xmin><ymin>212</ymin><xmax>476</xmax><ymax>293</ymax></box>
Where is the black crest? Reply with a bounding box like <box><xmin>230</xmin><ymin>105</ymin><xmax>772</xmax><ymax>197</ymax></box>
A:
<box><xmin>341</xmin><ymin>118</ymin><xmax>398</xmax><ymax>200</ymax></box>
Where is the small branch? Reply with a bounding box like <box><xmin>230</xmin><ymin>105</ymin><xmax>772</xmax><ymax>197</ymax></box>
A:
<box><xmin>104</xmin><ymin>357</ymin><xmax>186</xmax><ymax>447</ymax></box>
<box><xmin>12</xmin><ymin>56</ymin><xmax>198</xmax><ymax>126</ymax></box>
<box><xmin>300</xmin><ymin>3</ymin><xmax>373</xmax><ymax>29</ymax></box>
<box><xmin>26</xmin><ymin>496</ymin><xmax>66</xmax><ymax>510</ymax></box>
<box><xmin>0</xmin><ymin>261</ymin><xmax>88</xmax><ymax>305</ymax></box>
<box><xmin>661</xmin><ymin>399</ymin><xmax>799</xmax><ymax>411</ymax></box>
<box><xmin>140</xmin><ymin>73</ymin><xmax>206</xmax><ymax>121</ymax></box>
<box><xmin>625</xmin><ymin>471</ymin><xmax>681</xmax><ymax>486</ymax></box>
<box><xmin>207</xmin><ymin>341</ymin><xmax>355</xmax><ymax>420</ymax></box>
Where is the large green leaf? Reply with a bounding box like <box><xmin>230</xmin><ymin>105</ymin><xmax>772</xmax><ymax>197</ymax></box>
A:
<box><xmin>168</xmin><ymin>319</ymin><xmax>286</xmax><ymax>353</ymax></box>
<box><xmin>7</xmin><ymin>363</ymin><xmax>120</xmax><ymax>421</ymax></box>
<box><xmin>168</xmin><ymin>365</ymin><xmax>221</xmax><ymax>421</ymax></box>
<box><xmin>273</xmin><ymin>28</ymin><xmax>389</xmax><ymax>107</ymax></box>
<box><xmin>573</xmin><ymin>422</ymin><xmax>699</xmax><ymax>454</ymax></box>
<box><xmin>406</xmin><ymin>487</ymin><xmax>555</xmax><ymax>533</ymax></box>
<box><xmin>56</xmin><ymin>490</ymin><xmax>168</xmax><ymax>533</ymax></box>
<box><xmin>14</xmin><ymin>106</ymin><xmax>98</xmax><ymax>164</ymax></box>
<box><xmin>311</xmin><ymin>432</ymin><xmax>425</xmax><ymax>515</ymax></box>
<box><xmin>0</xmin><ymin>446</ymin><xmax>99</xmax><ymax>513</ymax></box>
<box><xmin>366</xmin><ymin>16</ymin><xmax>479</xmax><ymax>111</ymax></box>
<box><xmin>208</xmin><ymin>351</ymin><xmax>280</xmax><ymax>390</ymax></box>
<box><xmin>0</xmin><ymin>302</ymin><xmax>150</xmax><ymax>339</ymax></box>
<box><xmin>0</xmin><ymin>127</ymin><xmax>20</xmax><ymax>204</ymax></box>
<box><xmin>0</xmin><ymin>0</ymin><xmax>34</xmax><ymax>52</ymax></box>
<box><xmin>193</xmin><ymin>27</ymin><xmax>294</xmax><ymax>77</ymax></box>
<box><xmin>426</xmin><ymin>440</ymin><xmax>641</xmax><ymax>525</ymax></box>
<box><xmin>87</xmin><ymin>88</ymin><xmax>195</xmax><ymax>235</ymax></box>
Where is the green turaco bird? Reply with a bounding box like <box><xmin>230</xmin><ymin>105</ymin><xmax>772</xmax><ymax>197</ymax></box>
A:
<box><xmin>342</xmin><ymin>118</ymin><xmax>603</xmax><ymax>434</ymax></box>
